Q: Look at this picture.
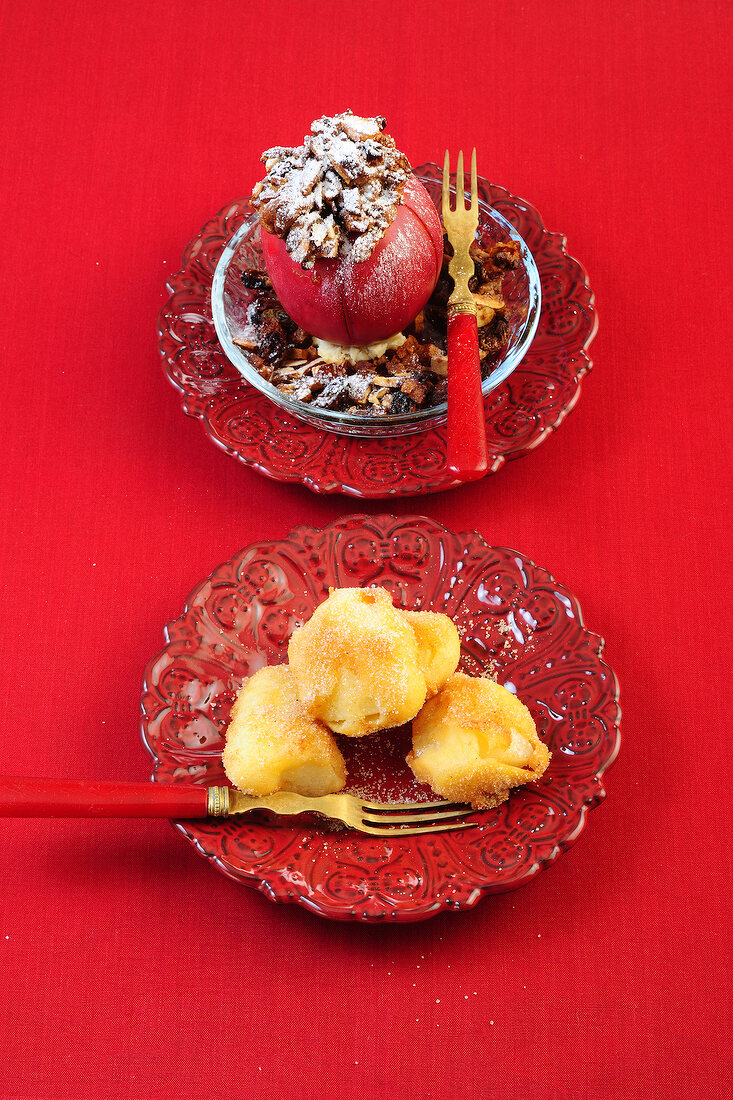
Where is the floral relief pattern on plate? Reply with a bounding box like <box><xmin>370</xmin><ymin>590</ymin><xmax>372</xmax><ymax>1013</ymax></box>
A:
<box><xmin>140</xmin><ymin>515</ymin><xmax>620</xmax><ymax>922</ymax></box>
<box><xmin>157</xmin><ymin>167</ymin><xmax>597</xmax><ymax>496</ymax></box>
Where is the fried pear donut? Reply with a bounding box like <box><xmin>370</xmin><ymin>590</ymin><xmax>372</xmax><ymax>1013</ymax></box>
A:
<box><xmin>399</xmin><ymin>610</ymin><xmax>460</xmax><ymax>697</ymax></box>
<box><xmin>407</xmin><ymin>672</ymin><xmax>550</xmax><ymax>809</ymax></box>
<box><xmin>222</xmin><ymin>665</ymin><xmax>346</xmax><ymax>796</ymax></box>
<box><xmin>288</xmin><ymin>587</ymin><xmax>428</xmax><ymax>737</ymax></box>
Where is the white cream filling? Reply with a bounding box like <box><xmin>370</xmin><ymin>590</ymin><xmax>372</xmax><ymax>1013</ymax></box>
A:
<box><xmin>313</xmin><ymin>332</ymin><xmax>407</xmax><ymax>365</ymax></box>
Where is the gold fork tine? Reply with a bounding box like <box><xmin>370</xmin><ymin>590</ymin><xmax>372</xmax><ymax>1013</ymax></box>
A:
<box><xmin>442</xmin><ymin>149</ymin><xmax>451</xmax><ymax>215</ymax></box>
<box><xmin>359</xmin><ymin>797</ymin><xmax>468</xmax><ymax>812</ymax></box>
<box><xmin>456</xmin><ymin>149</ymin><xmax>465</xmax><ymax>208</ymax></box>
<box><xmin>359</xmin><ymin>820</ymin><xmax>476</xmax><ymax>837</ymax></box>
<box><xmin>361</xmin><ymin>806</ymin><xmax>471</xmax><ymax>826</ymax></box>
<box><xmin>470</xmin><ymin>147</ymin><xmax>478</xmax><ymax>213</ymax></box>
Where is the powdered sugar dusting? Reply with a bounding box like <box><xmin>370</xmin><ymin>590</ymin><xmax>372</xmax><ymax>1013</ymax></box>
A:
<box><xmin>251</xmin><ymin>111</ymin><xmax>411</xmax><ymax>268</ymax></box>
<box><xmin>338</xmin><ymin>215</ymin><xmax>416</xmax><ymax>323</ymax></box>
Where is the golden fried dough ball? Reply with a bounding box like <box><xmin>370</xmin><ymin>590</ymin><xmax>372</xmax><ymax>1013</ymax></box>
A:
<box><xmin>288</xmin><ymin>587</ymin><xmax>428</xmax><ymax>737</ymax></box>
<box><xmin>407</xmin><ymin>672</ymin><xmax>550</xmax><ymax>809</ymax></box>
<box><xmin>222</xmin><ymin>665</ymin><xmax>346</xmax><ymax>796</ymax></box>
<box><xmin>399</xmin><ymin>609</ymin><xmax>460</xmax><ymax>697</ymax></box>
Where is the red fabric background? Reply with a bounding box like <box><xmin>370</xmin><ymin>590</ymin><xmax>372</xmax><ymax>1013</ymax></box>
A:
<box><xmin>0</xmin><ymin>1</ymin><xmax>730</xmax><ymax>1097</ymax></box>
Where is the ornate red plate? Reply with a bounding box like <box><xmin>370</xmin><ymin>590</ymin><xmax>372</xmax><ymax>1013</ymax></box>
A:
<box><xmin>141</xmin><ymin>515</ymin><xmax>620</xmax><ymax>922</ymax></box>
<box><xmin>158</xmin><ymin>166</ymin><xmax>597</xmax><ymax>497</ymax></box>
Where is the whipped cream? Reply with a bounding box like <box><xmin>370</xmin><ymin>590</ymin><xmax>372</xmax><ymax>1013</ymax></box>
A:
<box><xmin>313</xmin><ymin>333</ymin><xmax>407</xmax><ymax>365</ymax></box>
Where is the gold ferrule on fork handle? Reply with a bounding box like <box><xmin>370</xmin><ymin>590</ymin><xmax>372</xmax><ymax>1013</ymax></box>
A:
<box><xmin>206</xmin><ymin>785</ymin><xmax>230</xmax><ymax>817</ymax></box>
<box><xmin>447</xmin><ymin>288</ymin><xmax>477</xmax><ymax>318</ymax></box>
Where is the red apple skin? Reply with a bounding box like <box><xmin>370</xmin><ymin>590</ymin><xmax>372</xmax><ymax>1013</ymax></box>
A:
<box><xmin>259</xmin><ymin>176</ymin><xmax>444</xmax><ymax>345</ymax></box>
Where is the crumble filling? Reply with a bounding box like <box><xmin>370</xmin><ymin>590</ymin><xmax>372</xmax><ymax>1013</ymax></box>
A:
<box><xmin>234</xmin><ymin>238</ymin><xmax>521</xmax><ymax>417</ymax></box>
<box><xmin>250</xmin><ymin>110</ymin><xmax>411</xmax><ymax>267</ymax></box>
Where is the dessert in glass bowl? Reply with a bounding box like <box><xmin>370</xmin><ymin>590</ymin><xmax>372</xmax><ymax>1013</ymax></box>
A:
<box><xmin>211</xmin><ymin>112</ymin><xmax>541</xmax><ymax>436</ymax></box>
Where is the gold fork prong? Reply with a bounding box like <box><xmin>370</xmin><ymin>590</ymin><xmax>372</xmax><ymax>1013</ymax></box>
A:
<box><xmin>361</xmin><ymin>806</ymin><xmax>471</xmax><ymax>826</ymax></box>
<box><xmin>470</xmin><ymin>147</ymin><xmax>478</xmax><ymax>213</ymax></box>
<box><xmin>456</xmin><ymin>149</ymin><xmax>465</xmax><ymax>208</ymax></box>
<box><xmin>359</xmin><ymin>820</ymin><xmax>476</xmax><ymax>837</ymax></box>
<box><xmin>442</xmin><ymin>148</ymin><xmax>451</xmax><ymax>214</ymax></box>
<box><xmin>359</xmin><ymin>797</ymin><xmax>469</xmax><ymax>812</ymax></box>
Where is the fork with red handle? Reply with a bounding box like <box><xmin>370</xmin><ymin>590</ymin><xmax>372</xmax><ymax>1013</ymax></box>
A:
<box><xmin>442</xmin><ymin>148</ymin><xmax>488</xmax><ymax>481</ymax></box>
<box><xmin>0</xmin><ymin>776</ymin><xmax>473</xmax><ymax>836</ymax></box>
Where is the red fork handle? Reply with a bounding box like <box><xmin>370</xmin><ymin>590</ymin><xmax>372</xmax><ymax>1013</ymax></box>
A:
<box><xmin>447</xmin><ymin>311</ymin><xmax>489</xmax><ymax>480</ymax></box>
<box><xmin>0</xmin><ymin>777</ymin><xmax>210</xmax><ymax>817</ymax></box>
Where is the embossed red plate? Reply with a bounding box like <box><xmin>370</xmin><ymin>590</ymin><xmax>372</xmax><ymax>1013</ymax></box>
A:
<box><xmin>141</xmin><ymin>516</ymin><xmax>620</xmax><ymax>922</ymax></box>
<box><xmin>158</xmin><ymin>166</ymin><xmax>597</xmax><ymax>496</ymax></box>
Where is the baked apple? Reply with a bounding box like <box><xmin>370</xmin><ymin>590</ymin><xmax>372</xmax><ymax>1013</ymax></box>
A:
<box><xmin>259</xmin><ymin>176</ymin><xmax>442</xmax><ymax>345</ymax></box>
<box><xmin>251</xmin><ymin>112</ymin><xmax>443</xmax><ymax>345</ymax></box>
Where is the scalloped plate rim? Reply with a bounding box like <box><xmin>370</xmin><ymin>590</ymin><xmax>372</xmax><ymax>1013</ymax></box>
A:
<box><xmin>157</xmin><ymin>173</ymin><xmax>598</xmax><ymax>496</ymax></box>
<box><xmin>139</xmin><ymin>514</ymin><xmax>621</xmax><ymax>921</ymax></box>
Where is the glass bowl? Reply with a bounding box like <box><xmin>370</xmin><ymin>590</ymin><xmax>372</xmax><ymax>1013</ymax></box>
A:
<box><xmin>158</xmin><ymin>182</ymin><xmax>596</xmax><ymax>495</ymax></box>
<box><xmin>211</xmin><ymin>164</ymin><xmax>542</xmax><ymax>438</ymax></box>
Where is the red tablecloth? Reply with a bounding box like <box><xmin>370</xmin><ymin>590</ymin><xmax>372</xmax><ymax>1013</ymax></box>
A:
<box><xmin>1</xmin><ymin>1</ymin><xmax>730</xmax><ymax>1097</ymax></box>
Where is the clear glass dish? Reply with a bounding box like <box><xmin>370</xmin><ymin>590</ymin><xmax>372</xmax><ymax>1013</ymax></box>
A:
<box><xmin>158</xmin><ymin>180</ymin><xmax>596</xmax><ymax>495</ymax></box>
<box><xmin>211</xmin><ymin>164</ymin><xmax>542</xmax><ymax>438</ymax></box>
